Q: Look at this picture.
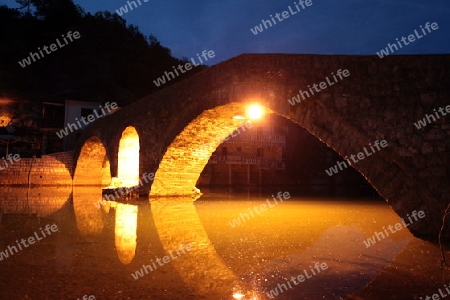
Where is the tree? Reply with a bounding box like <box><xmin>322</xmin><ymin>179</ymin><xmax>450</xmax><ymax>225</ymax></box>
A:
<box><xmin>1</xmin><ymin>1</ymin><xmax>208</xmax><ymax>106</ymax></box>
<box><xmin>16</xmin><ymin>0</ymin><xmax>83</xmax><ymax>28</ymax></box>
<box><xmin>15</xmin><ymin>0</ymin><xmax>33</xmax><ymax>15</ymax></box>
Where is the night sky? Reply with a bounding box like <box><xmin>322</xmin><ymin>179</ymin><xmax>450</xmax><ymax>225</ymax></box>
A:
<box><xmin>2</xmin><ymin>0</ymin><xmax>450</xmax><ymax>64</ymax></box>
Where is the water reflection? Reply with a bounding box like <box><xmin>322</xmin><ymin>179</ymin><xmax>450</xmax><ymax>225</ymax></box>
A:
<box><xmin>150</xmin><ymin>197</ymin><xmax>260</xmax><ymax>298</ymax></box>
<box><xmin>260</xmin><ymin>225</ymin><xmax>410</xmax><ymax>298</ymax></box>
<box><xmin>73</xmin><ymin>187</ymin><xmax>106</xmax><ymax>238</ymax></box>
<box><xmin>195</xmin><ymin>197</ymin><xmax>413</xmax><ymax>298</ymax></box>
<box><xmin>72</xmin><ymin>189</ymin><xmax>139</xmax><ymax>265</ymax></box>
<box><xmin>0</xmin><ymin>187</ymin><xmax>433</xmax><ymax>299</ymax></box>
<box><xmin>114</xmin><ymin>203</ymin><xmax>138</xmax><ymax>264</ymax></box>
<box><xmin>0</xmin><ymin>186</ymin><xmax>71</xmax><ymax>216</ymax></box>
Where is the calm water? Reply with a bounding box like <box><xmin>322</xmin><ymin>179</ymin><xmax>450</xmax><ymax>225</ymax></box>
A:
<box><xmin>0</xmin><ymin>187</ymin><xmax>416</xmax><ymax>299</ymax></box>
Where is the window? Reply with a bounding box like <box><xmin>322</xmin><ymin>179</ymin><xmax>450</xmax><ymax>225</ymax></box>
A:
<box><xmin>221</xmin><ymin>147</ymin><xmax>228</xmax><ymax>155</ymax></box>
<box><xmin>42</xmin><ymin>103</ymin><xmax>64</xmax><ymax>128</ymax></box>
<box><xmin>81</xmin><ymin>108</ymin><xmax>94</xmax><ymax>118</ymax></box>
<box><xmin>257</xmin><ymin>148</ymin><xmax>263</xmax><ymax>157</ymax></box>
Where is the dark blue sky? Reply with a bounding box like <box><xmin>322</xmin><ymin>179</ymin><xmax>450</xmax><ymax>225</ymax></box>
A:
<box><xmin>3</xmin><ymin>0</ymin><xmax>450</xmax><ymax>64</ymax></box>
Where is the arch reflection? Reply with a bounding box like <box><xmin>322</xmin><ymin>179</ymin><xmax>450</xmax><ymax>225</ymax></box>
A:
<box><xmin>114</xmin><ymin>202</ymin><xmax>138</xmax><ymax>264</ymax></box>
<box><xmin>73</xmin><ymin>187</ymin><xmax>107</xmax><ymax>238</ymax></box>
<box><xmin>150</xmin><ymin>197</ymin><xmax>261</xmax><ymax>298</ymax></box>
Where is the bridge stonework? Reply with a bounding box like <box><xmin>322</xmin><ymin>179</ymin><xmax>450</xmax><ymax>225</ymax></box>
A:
<box><xmin>74</xmin><ymin>54</ymin><xmax>450</xmax><ymax>242</ymax></box>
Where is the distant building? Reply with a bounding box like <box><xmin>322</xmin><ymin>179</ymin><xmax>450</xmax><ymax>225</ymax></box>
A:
<box><xmin>199</xmin><ymin>115</ymin><xmax>286</xmax><ymax>186</ymax></box>
<box><xmin>41</xmin><ymin>100</ymin><xmax>106</xmax><ymax>153</ymax></box>
<box><xmin>198</xmin><ymin>114</ymin><xmax>377</xmax><ymax>195</ymax></box>
<box><xmin>0</xmin><ymin>98</ymin><xmax>116</xmax><ymax>156</ymax></box>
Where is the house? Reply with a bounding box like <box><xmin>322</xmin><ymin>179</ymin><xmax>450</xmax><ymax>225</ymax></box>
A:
<box><xmin>0</xmin><ymin>98</ymin><xmax>117</xmax><ymax>156</ymax></box>
<box><xmin>199</xmin><ymin>114</ymin><xmax>286</xmax><ymax>186</ymax></box>
<box><xmin>41</xmin><ymin>99</ymin><xmax>108</xmax><ymax>152</ymax></box>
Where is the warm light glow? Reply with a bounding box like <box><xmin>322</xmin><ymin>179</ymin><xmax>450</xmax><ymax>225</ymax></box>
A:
<box><xmin>104</xmin><ymin>177</ymin><xmax>122</xmax><ymax>189</ymax></box>
<box><xmin>0</xmin><ymin>98</ymin><xmax>15</xmax><ymax>104</ymax></box>
<box><xmin>117</xmin><ymin>126</ymin><xmax>140</xmax><ymax>187</ymax></box>
<box><xmin>246</xmin><ymin>104</ymin><xmax>264</xmax><ymax>120</ymax></box>
<box><xmin>0</xmin><ymin>98</ymin><xmax>14</xmax><ymax>126</ymax></box>
<box><xmin>115</xmin><ymin>203</ymin><xmax>138</xmax><ymax>264</ymax></box>
<box><xmin>0</xmin><ymin>114</ymin><xmax>11</xmax><ymax>127</ymax></box>
<box><xmin>232</xmin><ymin>293</ymin><xmax>245</xmax><ymax>299</ymax></box>
<box><xmin>232</xmin><ymin>115</ymin><xmax>246</xmax><ymax>120</ymax></box>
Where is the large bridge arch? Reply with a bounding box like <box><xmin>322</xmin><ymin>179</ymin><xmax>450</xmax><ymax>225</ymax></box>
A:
<box><xmin>75</xmin><ymin>54</ymin><xmax>450</xmax><ymax>242</ymax></box>
<box><xmin>151</xmin><ymin>102</ymin><xmax>257</xmax><ymax>196</ymax></box>
<box><xmin>149</xmin><ymin>97</ymin><xmax>441</xmax><ymax>240</ymax></box>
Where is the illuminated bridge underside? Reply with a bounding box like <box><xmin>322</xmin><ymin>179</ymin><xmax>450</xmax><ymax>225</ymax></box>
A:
<box><xmin>74</xmin><ymin>54</ymin><xmax>450</xmax><ymax>242</ymax></box>
<box><xmin>152</xmin><ymin>103</ymin><xmax>258</xmax><ymax>196</ymax></box>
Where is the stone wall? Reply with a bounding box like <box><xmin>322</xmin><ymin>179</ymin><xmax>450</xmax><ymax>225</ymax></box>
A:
<box><xmin>0</xmin><ymin>151</ymin><xmax>73</xmax><ymax>186</ymax></box>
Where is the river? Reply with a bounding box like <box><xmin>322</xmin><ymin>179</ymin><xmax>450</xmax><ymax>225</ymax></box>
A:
<box><xmin>0</xmin><ymin>187</ymin><xmax>446</xmax><ymax>299</ymax></box>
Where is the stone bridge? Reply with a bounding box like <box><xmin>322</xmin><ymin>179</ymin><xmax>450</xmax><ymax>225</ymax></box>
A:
<box><xmin>73</xmin><ymin>54</ymin><xmax>450</xmax><ymax>242</ymax></box>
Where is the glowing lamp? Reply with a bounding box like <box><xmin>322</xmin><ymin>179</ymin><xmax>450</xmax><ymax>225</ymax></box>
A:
<box><xmin>246</xmin><ymin>104</ymin><xmax>264</xmax><ymax>120</ymax></box>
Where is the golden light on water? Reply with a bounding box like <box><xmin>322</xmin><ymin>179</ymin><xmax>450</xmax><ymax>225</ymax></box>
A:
<box><xmin>151</xmin><ymin>199</ymin><xmax>250</xmax><ymax>295</ymax></box>
<box><xmin>117</xmin><ymin>126</ymin><xmax>140</xmax><ymax>187</ymax></box>
<box><xmin>114</xmin><ymin>203</ymin><xmax>138</xmax><ymax>264</ymax></box>
<box><xmin>246</xmin><ymin>104</ymin><xmax>264</xmax><ymax>120</ymax></box>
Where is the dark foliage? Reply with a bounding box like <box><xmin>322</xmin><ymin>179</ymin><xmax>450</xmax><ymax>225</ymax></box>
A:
<box><xmin>0</xmin><ymin>0</ymin><xmax>206</xmax><ymax>106</ymax></box>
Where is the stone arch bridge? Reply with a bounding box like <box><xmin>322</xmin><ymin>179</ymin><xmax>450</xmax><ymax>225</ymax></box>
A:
<box><xmin>73</xmin><ymin>54</ymin><xmax>450</xmax><ymax>241</ymax></box>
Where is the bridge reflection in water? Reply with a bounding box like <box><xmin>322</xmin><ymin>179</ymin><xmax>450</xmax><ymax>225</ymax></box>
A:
<box><xmin>150</xmin><ymin>198</ymin><xmax>253</xmax><ymax>298</ymax></box>
<box><xmin>70</xmin><ymin>187</ymin><xmax>257</xmax><ymax>298</ymax></box>
<box><xmin>0</xmin><ymin>187</ymin><xmax>432</xmax><ymax>299</ymax></box>
<box><xmin>114</xmin><ymin>203</ymin><xmax>138</xmax><ymax>265</ymax></box>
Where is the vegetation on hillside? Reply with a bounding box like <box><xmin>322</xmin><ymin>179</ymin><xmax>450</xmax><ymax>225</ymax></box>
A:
<box><xmin>0</xmin><ymin>0</ymin><xmax>206</xmax><ymax>106</ymax></box>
